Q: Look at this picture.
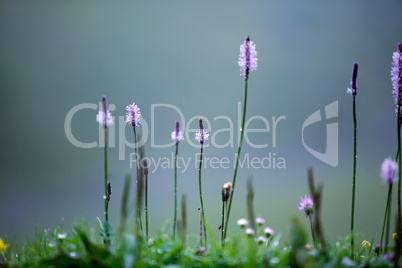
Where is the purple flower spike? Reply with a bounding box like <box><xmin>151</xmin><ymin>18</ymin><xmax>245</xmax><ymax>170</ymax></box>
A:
<box><xmin>298</xmin><ymin>195</ymin><xmax>313</xmax><ymax>217</ymax></box>
<box><xmin>238</xmin><ymin>36</ymin><xmax>258</xmax><ymax>80</ymax></box>
<box><xmin>381</xmin><ymin>157</ymin><xmax>398</xmax><ymax>184</ymax></box>
<box><xmin>171</xmin><ymin>120</ymin><xmax>183</xmax><ymax>143</ymax></box>
<box><xmin>125</xmin><ymin>103</ymin><xmax>141</xmax><ymax>126</ymax></box>
<box><xmin>347</xmin><ymin>62</ymin><xmax>359</xmax><ymax>95</ymax></box>
<box><xmin>96</xmin><ymin>96</ymin><xmax>114</xmax><ymax>127</ymax></box>
<box><xmin>195</xmin><ymin>118</ymin><xmax>209</xmax><ymax>143</ymax></box>
<box><xmin>392</xmin><ymin>43</ymin><xmax>402</xmax><ymax>108</ymax></box>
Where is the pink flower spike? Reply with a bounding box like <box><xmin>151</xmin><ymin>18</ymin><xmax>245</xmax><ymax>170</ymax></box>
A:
<box><xmin>381</xmin><ymin>157</ymin><xmax>398</xmax><ymax>184</ymax></box>
<box><xmin>96</xmin><ymin>96</ymin><xmax>113</xmax><ymax>127</ymax></box>
<box><xmin>125</xmin><ymin>103</ymin><xmax>141</xmax><ymax>126</ymax></box>
<box><xmin>171</xmin><ymin>120</ymin><xmax>183</xmax><ymax>143</ymax></box>
<box><xmin>238</xmin><ymin>36</ymin><xmax>258</xmax><ymax>80</ymax></box>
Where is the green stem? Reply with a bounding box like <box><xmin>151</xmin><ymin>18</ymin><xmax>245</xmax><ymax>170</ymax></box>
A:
<box><xmin>384</xmin><ymin>184</ymin><xmax>393</xmax><ymax>253</ymax></box>
<box><xmin>133</xmin><ymin>126</ymin><xmax>142</xmax><ymax>234</ymax></box>
<box><xmin>309</xmin><ymin>212</ymin><xmax>316</xmax><ymax>247</ymax></box>
<box><xmin>351</xmin><ymin>94</ymin><xmax>357</xmax><ymax>256</ymax></box>
<box><xmin>397</xmin><ymin>104</ymin><xmax>402</xmax><ymax>264</ymax></box>
<box><xmin>221</xmin><ymin>200</ymin><xmax>225</xmax><ymax>247</ymax></box>
<box><xmin>173</xmin><ymin>143</ymin><xmax>178</xmax><ymax>239</ymax></box>
<box><xmin>225</xmin><ymin>79</ymin><xmax>248</xmax><ymax>239</ymax></box>
<box><xmin>145</xmin><ymin>169</ymin><xmax>148</xmax><ymax>241</ymax></box>
<box><xmin>104</xmin><ymin>126</ymin><xmax>108</xmax><ymax>223</ymax></box>
<box><xmin>199</xmin><ymin>142</ymin><xmax>207</xmax><ymax>246</ymax></box>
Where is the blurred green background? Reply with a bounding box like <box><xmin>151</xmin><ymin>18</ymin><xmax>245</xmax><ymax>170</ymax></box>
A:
<box><xmin>1</xmin><ymin>1</ymin><xmax>401</xmax><ymax>245</ymax></box>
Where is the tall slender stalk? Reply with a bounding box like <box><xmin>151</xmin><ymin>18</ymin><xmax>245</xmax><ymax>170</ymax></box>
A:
<box><xmin>225</xmin><ymin>79</ymin><xmax>248</xmax><ymax>239</ymax></box>
<box><xmin>381</xmin><ymin>184</ymin><xmax>393</xmax><ymax>253</ymax></box>
<box><xmin>221</xmin><ymin>200</ymin><xmax>225</xmax><ymax>247</ymax></box>
<box><xmin>173</xmin><ymin>142</ymin><xmax>178</xmax><ymax>239</ymax></box>
<box><xmin>397</xmin><ymin>105</ymin><xmax>402</xmax><ymax>264</ymax></box>
<box><xmin>309</xmin><ymin>212</ymin><xmax>316</xmax><ymax>247</ymax></box>
<box><xmin>351</xmin><ymin>93</ymin><xmax>357</xmax><ymax>255</ymax></box>
<box><xmin>145</xmin><ymin>160</ymin><xmax>149</xmax><ymax>241</ymax></box>
<box><xmin>133</xmin><ymin>126</ymin><xmax>143</xmax><ymax>234</ymax></box>
<box><xmin>104</xmin><ymin>124</ymin><xmax>108</xmax><ymax>223</ymax></box>
<box><xmin>198</xmin><ymin>142</ymin><xmax>207</xmax><ymax>246</ymax></box>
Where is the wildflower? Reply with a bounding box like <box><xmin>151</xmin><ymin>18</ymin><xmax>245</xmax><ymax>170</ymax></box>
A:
<box><xmin>347</xmin><ymin>62</ymin><xmax>359</xmax><ymax>95</ymax></box>
<box><xmin>391</xmin><ymin>43</ymin><xmax>402</xmax><ymax>107</ymax></box>
<box><xmin>245</xmin><ymin>227</ymin><xmax>255</xmax><ymax>237</ymax></box>
<box><xmin>256</xmin><ymin>236</ymin><xmax>267</xmax><ymax>245</ymax></box>
<box><xmin>125</xmin><ymin>103</ymin><xmax>141</xmax><ymax>126</ymax></box>
<box><xmin>221</xmin><ymin>182</ymin><xmax>232</xmax><ymax>202</ymax></box>
<box><xmin>237</xmin><ymin>218</ymin><xmax>249</xmax><ymax>228</ymax></box>
<box><xmin>255</xmin><ymin>217</ymin><xmax>265</xmax><ymax>226</ymax></box>
<box><xmin>264</xmin><ymin>227</ymin><xmax>275</xmax><ymax>238</ymax></box>
<box><xmin>394</xmin><ymin>232</ymin><xmax>398</xmax><ymax>240</ymax></box>
<box><xmin>381</xmin><ymin>157</ymin><xmax>398</xmax><ymax>184</ymax></box>
<box><xmin>57</xmin><ymin>233</ymin><xmax>67</xmax><ymax>240</ymax></box>
<box><xmin>171</xmin><ymin>120</ymin><xmax>183</xmax><ymax>143</ymax></box>
<box><xmin>195</xmin><ymin>118</ymin><xmax>209</xmax><ymax>143</ymax></box>
<box><xmin>361</xmin><ymin>240</ymin><xmax>370</xmax><ymax>248</ymax></box>
<box><xmin>298</xmin><ymin>195</ymin><xmax>314</xmax><ymax>217</ymax></box>
<box><xmin>0</xmin><ymin>238</ymin><xmax>8</xmax><ymax>253</ymax></box>
<box><xmin>238</xmin><ymin>36</ymin><xmax>258</xmax><ymax>80</ymax></box>
<box><xmin>96</xmin><ymin>96</ymin><xmax>114</xmax><ymax>127</ymax></box>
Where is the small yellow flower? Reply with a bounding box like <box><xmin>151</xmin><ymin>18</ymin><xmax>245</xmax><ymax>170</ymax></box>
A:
<box><xmin>0</xmin><ymin>238</ymin><xmax>8</xmax><ymax>253</ymax></box>
<box><xmin>361</xmin><ymin>240</ymin><xmax>370</xmax><ymax>248</ymax></box>
<box><xmin>393</xmin><ymin>233</ymin><xmax>398</xmax><ymax>240</ymax></box>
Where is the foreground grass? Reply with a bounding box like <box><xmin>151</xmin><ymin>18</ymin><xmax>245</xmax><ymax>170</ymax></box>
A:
<box><xmin>0</xmin><ymin>217</ymin><xmax>395</xmax><ymax>268</ymax></box>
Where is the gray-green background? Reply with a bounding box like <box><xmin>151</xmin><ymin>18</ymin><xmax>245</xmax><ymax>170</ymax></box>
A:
<box><xmin>1</xmin><ymin>1</ymin><xmax>401</xmax><ymax>245</ymax></box>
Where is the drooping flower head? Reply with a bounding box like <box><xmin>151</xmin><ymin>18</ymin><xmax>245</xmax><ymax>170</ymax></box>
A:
<box><xmin>171</xmin><ymin>120</ymin><xmax>183</xmax><ymax>143</ymax></box>
<box><xmin>238</xmin><ymin>36</ymin><xmax>258</xmax><ymax>80</ymax></box>
<box><xmin>195</xmin><ymin>118</ymin><xmax>209</xmax><ymax>143</ymax></box>
<box><xmin>347</xmin><ymin>62</ymin><xmax>359</xmax><ymax>95</ymax></box>
<box><xmin>96</xmin><ymin>95</ymin><xmax>114</xmax><ymax>127</ymax></box>
<box><xmin>298</xmin><ymin>195</ymin><xmax>313</xmax><ymax>217</ymax></box>
<box><xmin>391</xmin><ymin>43</ymin><xmax>402</xmax><ymax>108</ymax></box>
<box><xmin>125</xmin><ymin>103</ymin><xmax>141</xmax><ymax>126</ymax></box>
<box><xmin>381</xmin><ymin>157</ymin><xmax>398</xmax><ymax>184</ymax></box>
<box><xmin>221</xmin><ymin>182</ymin><xmax>232</xmax><ymax>202</ymax></box>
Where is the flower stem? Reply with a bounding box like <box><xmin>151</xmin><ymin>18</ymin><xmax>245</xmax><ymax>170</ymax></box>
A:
<box><xmin>381</xmin><ymin>183</ymin><xmax>393</xmax><ymax>253</ymax></box>
<box><xmin>350</xmin><ymin>93</ymin><xmax>357</xmax><ymax>256</ymax></box>
<box><xmin>225</xmin><ymin>79</ymin><xmax>248</xmax><ymax>239</ymax></box>
<box><xmin>198</xmin><ymin>142</ymin><xmax>207</xmax><ymax>246</ymax></box>
<box><xmin>221</xmin><ymin>200</ymin><xmax>225</xmax><ymax>247</ymax></box>
<box><xmin>145</xmin><ymin>165</ymin><xmax>149</xmax><ymax>241</ymax></box>
<box><xmin>173</xmin><ymin>142</ymin><xmax>178</xmax><ymax>239</ymax></box>
<box><xmin>133</xmin><ymin>126</ymin><xmax>143</xmax><ymax>234</ymax></box>
<box><xmin>104</xmin><ymin>126</ymin><xmax>108</xmax><ymax>223</ymax></box>
<box><xmin>397</xmin><ymin>105</ymin><xmax>402</xmax><ymax>262</ymax></box>
<box><xmin>309</xmin><ymin>212</ymin><xmax>316</xmax><ymax>247</ymax></box>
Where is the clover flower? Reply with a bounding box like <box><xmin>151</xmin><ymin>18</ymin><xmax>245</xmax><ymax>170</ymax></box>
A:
<box><xmin>125</xmin><ymin>103</ymin><xmax>141</xmax><ymax>126</ymax></box>
<box><xmin>391</xmin><ymin>43</ymin><xmax>402</xmax><ymax>107</ymax></box>
<box><xmin>238</xmin><ymin>36</ymin><xmax>258</xmax><ymax>80</ymax></box>
<box><xmin>264</xmin><ymin>227</ymin><xmax>275</xmax><ymax>238</ymax></box>
<box><xmin>256</xmin><ymin>236</ymin><xmax>267</xmax><ymax>245</ymax></box>
<box><xmin>381</xmin><ymin>157</ymin><xmax>398</xmax><ymax>184</ymax></box>
<box><xmin>245</xmin><ymin>227</ymin><xmax>255</xmax><ymax>237</ymax></box>
<box><xmin>255</xmin><ymin>217</ymin><xmax>265</xmax><ymax>226</ymax></box>
<box><xmin>347</xmin><ymin>62</ymin><xmax>359</xmax><ymax>95</ymax></box>
<box><xmin>298</xmin><ymin>195</ymin><xmax>314</xmax><ymax>217</ymax></box>
<box><xmin>237</xmin><ymin>218</ymin><xmax>249</xmax><ymax>228</ymax></box>
<box><xmin>96</xmin><ymin>96</ymin><xmax>114</xmax><ymax>127</ymax></box>
<box><xmin>195</xmin><ymin>118</ymin><xmax>209</xmax><ymax>143</ymax></box>
<box><xmin>171</xmin><ymin>120</ymin><xmax>183</xmax><ymax>143</ymax></box>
